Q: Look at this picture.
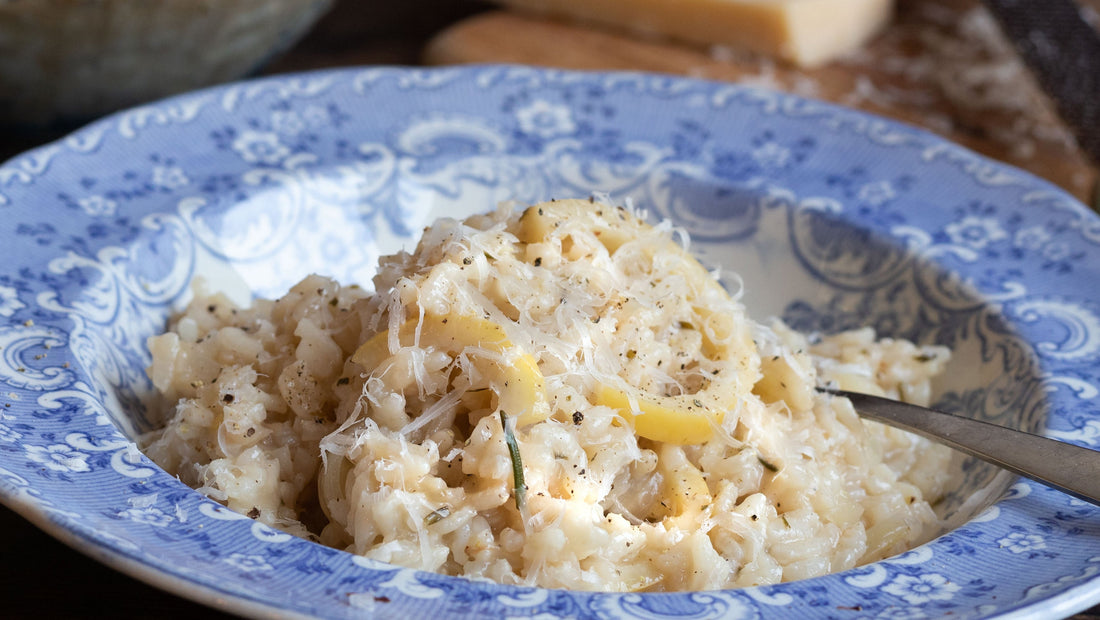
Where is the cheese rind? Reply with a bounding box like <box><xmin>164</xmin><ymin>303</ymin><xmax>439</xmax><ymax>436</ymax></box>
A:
<box><xmin>491</xmin><ymin>0</ymin><xmax>894</xmax><ymax>67</ymax></box>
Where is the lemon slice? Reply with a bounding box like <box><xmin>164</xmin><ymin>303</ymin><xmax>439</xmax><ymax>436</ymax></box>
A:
<box><xmin>352</xmin><ymin>313</ymin><xmax>549</xmax><ymax>426</ymax></box>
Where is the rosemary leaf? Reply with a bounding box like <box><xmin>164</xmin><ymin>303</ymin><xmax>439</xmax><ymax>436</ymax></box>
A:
<box><xmin>499</xmin><ymin>410</ymin><xmax>527</xmax><ymax>512</ymax></box>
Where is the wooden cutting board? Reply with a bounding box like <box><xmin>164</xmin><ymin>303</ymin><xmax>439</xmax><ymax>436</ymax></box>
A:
<box><xmin>424</xmin><ymin>1</ymin><xmax>1098</xmax><ymax>206</ymax></box>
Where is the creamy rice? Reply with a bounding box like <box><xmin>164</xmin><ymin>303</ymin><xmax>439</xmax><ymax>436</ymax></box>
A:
<box><xmin>143</xmin><ymin>199</ymin><xmax>953</xmax><ymax>591</ymax></box>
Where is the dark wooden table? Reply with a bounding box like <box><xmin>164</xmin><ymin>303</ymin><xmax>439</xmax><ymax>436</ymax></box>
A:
<box><xmin>1</xmin><ymin>1</ymin><xmax>1098</xmax><ymax>617</ymax></box>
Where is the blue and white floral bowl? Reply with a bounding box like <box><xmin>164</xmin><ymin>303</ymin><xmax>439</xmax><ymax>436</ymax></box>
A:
<box><xmin>1</xmin><ymin>66</ymin><xmax>1099</xmax><ymax>618</ymax></box>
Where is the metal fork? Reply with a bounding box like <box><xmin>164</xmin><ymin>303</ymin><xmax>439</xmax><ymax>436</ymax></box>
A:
<box><xmin>819</xmin><ymin>388</ymin><xmax>1100</xmax><ymax>507</ymax></box>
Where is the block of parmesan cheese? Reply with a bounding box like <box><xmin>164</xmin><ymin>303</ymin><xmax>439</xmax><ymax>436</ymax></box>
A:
<box><xmin>489</xmin><ymin>0</ymin><xmax>894</xmax><ymax>67</ymax></box>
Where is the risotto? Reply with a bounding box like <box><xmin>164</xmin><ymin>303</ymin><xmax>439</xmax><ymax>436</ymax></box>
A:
<box><xmin>143</xmin><ymin>199</ymin><xmax>953</xmax><ymax>591</ymax></box>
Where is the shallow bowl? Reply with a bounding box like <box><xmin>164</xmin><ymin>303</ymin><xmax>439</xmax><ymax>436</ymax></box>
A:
<box><xmin>0</xmin><ymin>65</ymin><xmax>1098</xmax><ymax>618</ymax></box>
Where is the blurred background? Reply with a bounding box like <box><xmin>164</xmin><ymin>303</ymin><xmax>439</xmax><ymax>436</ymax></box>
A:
<box><xmin>2</xmin><ymin>0</ymin><xmax>1098</xmax><ymax>206</ymax></box>
<box><xmin>0</xmin><ymin>0</ymin><xmax>492</xmax><ymax>159</ymax></box>
<box><xmin>1</xmin><ymin>0</ymin><xmax>1098</xmax><ymax>616</ymax></box>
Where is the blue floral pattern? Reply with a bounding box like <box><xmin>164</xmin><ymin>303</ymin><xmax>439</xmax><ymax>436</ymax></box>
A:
<box><xmin>0</xmin><ymin>66</ymin><xmax>1098</xmax><ymax>618</ymax></box>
